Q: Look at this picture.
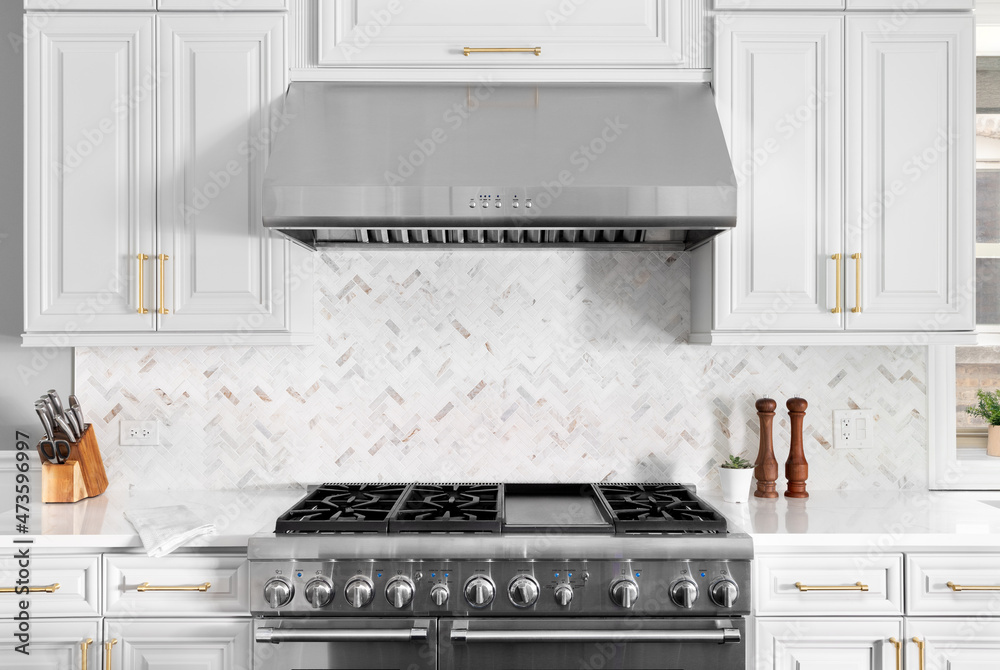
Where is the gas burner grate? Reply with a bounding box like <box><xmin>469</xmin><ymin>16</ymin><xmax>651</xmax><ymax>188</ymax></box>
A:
<box><xmin>391</xmin><ymin>484</ymin><xmax>503</xmax><ymax>533</ymax></box>
<box><xmin>275</xmin><ymin>484</ymin><xmax>409</xmax><ymax>533</ymax></box>
<box><xmin>596</xmin><ymin>483</ymin><xmax>728</xmax><ymax>534</ymax></box>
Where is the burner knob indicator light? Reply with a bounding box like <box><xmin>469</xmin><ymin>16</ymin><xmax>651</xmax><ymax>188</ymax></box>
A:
<box><xmin>304</xmin><ymin>578</ymin><xmax>333</xmax><ymax>608</ymax></box>
<box><xmin>508</xmin><ymin>576</ymin><xmax>539</xmax><ymax>608</ymax></box>
<box><xmin>263</xmin><ymin>578</ymin><xmax>293</xmax><ymax>609</ymax></box>
<box><xmin>345</xmin><ymin>576</ymin><xmax>375</xmax><ymax>608</ymax></box>
<box><xmin>710</xmin><ymin>579</ymin><xmax>739</xmax><ymax>609</ymax></box>
<box><xmin>385</xmin><ymin>576</ymin><xmax>414</xmax><ymax>609</ymax></box>
<box><xmin>670</xmin><ymin>579</ymin><xmax>699</xmax><ymax>609</ymax></box>
<box><xmin>464</xmin><ymin>576</ymin><xmax>496</xmax><ymax>608</ymax></box>
<box><xmin>431</xmin><ymin>583</ymin><xmax>450</xmax><ymax>607</ymax></box>
<box><xmin>609</xmin><ymin>579</ymin><xmax>639</xmax><ymax>609</ymax></box>
<box><xmin>554</xmin><ymin>583</ymin><xmax>574</xmax><ymax>607</ymax></box>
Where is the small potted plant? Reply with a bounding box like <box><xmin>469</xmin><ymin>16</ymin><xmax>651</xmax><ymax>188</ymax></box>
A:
<box><xmin>967</xmin><ymin>389</ymin><xmax>1000</xmax><ymax>457</ymax></box>
<box><xmin>719</xmin><ymin>454</ymin><xmax>755</xmax><ymax>503</ymax></box>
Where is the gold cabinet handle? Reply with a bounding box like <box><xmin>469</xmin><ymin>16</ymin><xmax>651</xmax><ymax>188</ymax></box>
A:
<box><xmin>888</xmin><ymin>637</ymin><xmax>901</xmax><ymax>670</ymax></box>
<box><xmin>136</xmin><ymin>581</ymin><xmax>211</xmax><ymax>592</ymax></box>
<box><xmin>104</xmin><ymin>639</ymin><xmax>117</xmax><ymax>670</ymax></box>
<box><xmin>851</xmin><ymin>252</ymin><xmax>862</xmax><ymax>313</ymax></box>
<box><xmin>137</xmin><ymin>254</ymin><xmax>149</xmax><ymax>314</ymax></box>
<box><xmin>81</xmin><ymin>637</ymin><xmax>93</xmax><ymax>670</ymax></box>
<box><xmin>912</xmin><ymin>637</ymin><xmax>925</xmax><ymax>670</ymax></box>
<box><xmin>794</xmin><ymin>581</ymin><xmax>868</xmax><ymax>592</ymax></box>
<box><xmin>463</xmin><ymin>47</ymin><xmax>541</xmax><ymax>56</ymax></box>
<box><xmin>946</xmin><ymin>581</ymin><xmax>1000</xmax><ymax>591</ymax></box>
<box><xmin>0</xmin><ymin>582</ymin><xmax>60</xmax><ymax>594</ymax></box>
<box><xmin>157</xmin><ymin>253</ymin><xmax>169</xmax><ymax>315</ymax></box>
<box><xmin>831</xmin><ymin>253</ymin><xmax>842</xmax><ymax>313</ymax></box>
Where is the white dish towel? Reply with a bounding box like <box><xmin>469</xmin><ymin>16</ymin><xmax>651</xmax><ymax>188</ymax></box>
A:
<box><xmin>124</xmin><ymin>505</ymin><xmax>217</xmax><ymax>558</ymax></box>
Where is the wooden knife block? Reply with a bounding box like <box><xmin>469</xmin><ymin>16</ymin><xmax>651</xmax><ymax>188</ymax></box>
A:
<box><xmin>39</xmin><ymin>424</ymin><xmax>108</xmax><ymax>504</ymax></box>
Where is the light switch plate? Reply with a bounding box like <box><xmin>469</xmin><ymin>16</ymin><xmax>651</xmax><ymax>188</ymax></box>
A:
<box><xmin>833</xmin><ymin>410</ymin><xmax>874</xmax><ymax>449</ymax></box>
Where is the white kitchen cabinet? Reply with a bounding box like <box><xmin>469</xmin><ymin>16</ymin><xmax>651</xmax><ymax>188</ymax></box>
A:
<box><xmin>846</xmin><ymin>15</ymin><xmax>974</xmax><ymax>332</ymax></box>
<box><xmin>23</xmin><ymin>14</ymin><xmax>156</xmax><ymax>336</ymax></box>
<box><xmin>905</xmin><ymin>553</ymin><xmax>1000</xmax><ymax>616</ymax></box>
<box><xmin>905</xmin><ymin>619</ymin><xmax>1000</xmax><ymax>670</ymax></box>
<box><xmin>104</xmin><ymin>553</ymin><xmax>250</xmax><ymax>616</ymax></box>
<box><xmin>755</xmin><ymin>618</ymin><xmax>902</xmax><ymax>670</ymax></box>
<box><xmin>158</xmin><ymin>0</ymin><xmax>287</xmax><ymax>8</ymax></box>
<box><xmin>105</xmin><ymin>618</ymin><xmax>251</xmax><ymax>670</ymax></box>
<box><xmin>0</xmin><ymin>553</ymin><xmax>100</xmax><ymax>619</ymax></box>
<box><xmin>715</xmin><ymin>0</ymin><xmax>845</xmax><ymax>8</ymax></box>
<box><xmin>0</xmin><ymin>618</ymin><xmax>101</xmax><ymax>669</ymax></box>
<box><xmin>715</xmin><ymin>0</ymin><xmax>973</xmax><ymax>8</ymax></box>
<box><xmin>24</xmin><ymin>0</ymin><xmax>156</xmax><ymax>8</ymax></box>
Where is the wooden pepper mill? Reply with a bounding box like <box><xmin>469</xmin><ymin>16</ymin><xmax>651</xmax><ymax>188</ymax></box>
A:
<box><xmin>784</xmin><ymin>397</ymin><xmax>809</xmax><ymax>498</ymax></box>
<box><xmin>753</xmin><ymin>398</ymin><xmax>779</xmax><ymax>498</ymax></box>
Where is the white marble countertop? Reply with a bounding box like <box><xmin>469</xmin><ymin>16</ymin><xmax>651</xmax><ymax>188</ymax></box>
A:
<box><xmin>701</xmin><ymin>489</ymin><xmax>1000</xmax><ymax>550</ymax></box>
<box><xmin>0</xmin><ymin>484</ymin><xmax>307</xmax><ymax>550</ymax></box>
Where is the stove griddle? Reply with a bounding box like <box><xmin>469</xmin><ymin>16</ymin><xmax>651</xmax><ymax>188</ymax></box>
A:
<box><xmin>502</xmin><ymin>484</ymin><xmax>615</xmax><ymax>534</ymax></box>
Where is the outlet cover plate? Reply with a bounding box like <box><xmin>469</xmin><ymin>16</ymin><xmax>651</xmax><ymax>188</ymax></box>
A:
<box><xmin>833</xmin><ymin>410</ymin><xmax>874</xmax><ymax>449</ymax></box>
<box><xmin>120</xmin><ymin>420</ymin><xmax>159</xmax><ymax>446</ymax></box>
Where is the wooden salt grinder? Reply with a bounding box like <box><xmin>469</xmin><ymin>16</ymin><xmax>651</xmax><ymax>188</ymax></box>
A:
<box><xmin>784</xmin><ymin>397</ymin><xmax>809</xmax><ymax>499</ymax></box>
<box><xmin>753</xmin><ymin>398</ymin><xmax>779</xmax><ymax>498</ymax></box>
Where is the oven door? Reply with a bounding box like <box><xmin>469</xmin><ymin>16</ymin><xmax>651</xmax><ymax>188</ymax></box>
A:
<box><xmin>254</xmin><ymin>618</ymin><xmax>437</xmax><ymax>670</ymax></box>
<box><xmin>439</xmin><ymin>617</ymin><xmax>745</xmax><ymax>670</ymax></box>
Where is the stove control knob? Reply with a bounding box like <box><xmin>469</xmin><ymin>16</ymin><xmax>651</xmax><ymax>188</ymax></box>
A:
<box><xmin>464</xmin><ymin>576</ymin><xmax>496</xmax><ymax>608</ymax></box>
<box><xmin>263</xmin><ymin>578</ymin><xmax>293</xmax><ymax>609</ymax></box>
<box><xmin>385</xmin><ymin>576</ymin><xmax>414</xmax><ymax>609</ymax></box>
<box><xmin>670</xmin><ymin>579</ymin><xmax>699</xmax><ymax>609</ymax></box>
<box><xmin>508</xmin><ymin>576</ymin><xmax>539</xmax><ymax>608</ymax></box>
<box><xmin>554</xmin><ymin>583</ymin><xmax>574</xmax><ymax>607</ymax></box>
<box><xmin>304</xmin><ymin>578</ymin><xmax>333</xmax><ymax>608</ymax></box>
<box><xmin>609</xmin><ymin>579</ymin><xmax>639</xmax><ymax>609</ymax></box>
<box><xmin>431</xmin><ymin>583</ymin><xmax>450</xmax><ymax>607</ymax></box>
<box><xmin>345</xmin><ymin>576</ymin><xmax>374</xmax><ymax>608</ymax></box>
<box><xmin>710</xmin><ymin>579</ymin><xmax>739</xmax><ymax>609</ymax></box>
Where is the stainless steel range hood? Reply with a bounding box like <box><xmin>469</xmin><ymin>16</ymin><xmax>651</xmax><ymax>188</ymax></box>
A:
<box><xmin>263</xmin><ymin>82</ymin><xmax>737</xmax><ymax>250</ymax></box>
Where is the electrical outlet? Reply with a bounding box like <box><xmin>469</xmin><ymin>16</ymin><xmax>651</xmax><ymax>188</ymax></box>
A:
<box><xmin>120</xmin><ymin>420</ymin><xmax>159</xmax><ymax>446</ymax></box>
<box><xmin>833</xmin><ymin>410</ymin><xmax>874</xmax><ymax>449</ymax></box>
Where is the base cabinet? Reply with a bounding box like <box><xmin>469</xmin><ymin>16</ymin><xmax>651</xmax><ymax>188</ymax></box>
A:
<box><xmin>105</xmin><ymin>618</ymin><xmax>251</xmax><ymax>670</ymax></box>
<box><xmin>0</xmin><ymin>618</ymin><xmax>101</xmax><ymax>669</ymax></box>
<box><xmin>906</xmin><ymin>619</ymin><xmax>1000</xmax><ymax>669</ymax></box>
<box><xmin>755</xmin><ymin>618</ymin><xmax>902</xmax><ymax>670</ymax></box>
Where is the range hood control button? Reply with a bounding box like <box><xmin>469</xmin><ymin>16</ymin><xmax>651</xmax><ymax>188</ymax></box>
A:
<box><xmin>385</xmin><ymin>576</ymin><xmax>414</xmax><ymax>609</ymax></box>
<box><xmin>263</xmin><ymin>578</ymin><xmax>293</xmax><ymax>609</ymax></box>
<box><xmin>464</xmin><ymin>576</ymin><xmax>496</xmax><ymax>608</ymax></box>
<box><xmin>304</xmin><ymin>578</ymin><xmax>333</xmax><ymax>608</ymax></box>
<box><xmin>670</xmin><ymin>579</ymin><xmax>699</xmax><ymax>609</ymax></box>
<box><xmin>508</xmin><ymin>576</ymin><xmax>539</xmax><ymax>608</ymax></box>
<box><xmin>430</xmin><ymin>583</ymin><xmax>449</xmax><ymax>606</ymax></box>
<box><xmin>554</xmin><ymin>583</ymin><xmax>574</xmax><ymax>607</ymax></box>
<box><xmin>345</xmin><ymin>576</ymin><xmax>375</xmax><ymax>608</ymax></box>
<box><xmin>609</xmin><ymin>579</ymin><xmax>639</xmax><ymax>609</ymax></box>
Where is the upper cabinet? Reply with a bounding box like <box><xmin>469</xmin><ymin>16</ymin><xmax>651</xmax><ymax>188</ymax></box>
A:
<box><xmin>314</xmin><ymin>0</ymin><xmax>710</xmax><ymax>70</ymax></box>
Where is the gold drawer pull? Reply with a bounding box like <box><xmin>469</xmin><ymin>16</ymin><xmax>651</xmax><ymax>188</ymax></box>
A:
<box><xmin>136</xmin><ymin>581</ymin><xmax>211</xmax><ymax>592</ymax></box>
<box><xmin>946</xmin><ymin>581</ymin><xmax>1000</xmax><ymax>591</ymax></box>
<box><xmin>157</xmin><ymin>253</ymin><xmax>169</xmax><ymax>315</ymax></box>
<box><xmin>464</xmin><ymin>47</ymin><xmax>541</xmax><ymax>56</ymax></box>
<box><xmin>105</xmin><ymin>639</ymin><xmax>117</xmax><ymax>670</ymax></box>
<box><xmin>0</xmin><ymin>582</ymin><xmax>60</xmax><ymax>594</ymax></box>
<box><xmin>912</xmin><ymin>637</ymin><xmax>925</xmax><ymax>670</ymax></box>
<box><xmin>889</xmin><ymin>637</ymin><xmax>901</xmax><ymax>670</ymax></box>
<box><xmin>794</xmin><ymin>581</ymin><xmax>868</xmax><ymax>592</ymax></box>
<box><xmin>81</xmin><ymin>637</ymin><xmax>93</xmax><ymax>670</ymax></box>
<box><xmin>851</xmin><ymin>252</ymin><xmax>862</xmax><ymax>313</ymax></box>
<box><xmin>137</xmin><ymin>253</ymin><xmax>150</xmax><ymax>315</ymax></box>
<box><xmin>831</xmin><ymin>253</ymin><xmax>842</xmax><ymax>313</ymax></box>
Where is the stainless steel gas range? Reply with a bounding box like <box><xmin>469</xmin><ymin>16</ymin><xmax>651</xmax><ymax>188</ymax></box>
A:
<box><xmin>248</xmin><ymin>483</ymin><xmax>752</xmax><ymax>670</ymax></box>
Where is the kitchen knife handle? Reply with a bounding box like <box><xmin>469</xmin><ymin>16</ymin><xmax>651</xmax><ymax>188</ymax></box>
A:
<box><xmin>0</xmin><ymin>583</ymin><xmax>60</xmax><ymax>593</ymax></box>
<box><xmin>888</xmin><ymin>637</ymin><xmax>901</xmax><ymax>670</ymax></box>
<box><xmin>104</xmin><ymin>639</ymin><xmax>117</xmax><ymax>670</ymax></box>
<box><xmin>830</xmin><ymin>254</ymin><xmax>842</xmax><ymax>314</ymax></box>
<box><xmin>794</xmin><ymin>581</ymin><xmax>868</xmax><ymax>592</ymax></box>
<box><xmin>851</xmin><ymin>252</ymin><xmax>862</xmax><ymax>313</ymax></box>
<box><xmin>136</xmin><ymin>581</ymin><xmax>211</xmax><ymax>592</ymax></box>
<box><xmin>912</xmin><ymin>637</ymin><xmax>925</xmax><ymax>670</ymax></box>
<box><xmin>157</xmin><ymin>254</ymin><xmax>169</xmax><ymax>315</ymax></box>
<box><xmin>81</xmin><ymin>638</ymin><xmax>93</xmax><ymax>670</ymax></box>
<box><xmin>463</xmin><ymin>47</ymin><xmax>541</xmax><ymax>56</ymax></box>
<box><xmin>137</xmin><ymin>254</ymin><xmax>149</xmax><ymax>314</ymax></box>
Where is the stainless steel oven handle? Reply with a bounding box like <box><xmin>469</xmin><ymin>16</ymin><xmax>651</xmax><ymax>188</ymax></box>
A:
<box><xmin>450</xmin><ymin>628</ymin><xmax>741</xmax><ymax>644</ymax></box>
<box><xmin>256</xmin><ymin>627</ymin><xmax>429</xmax><ymax>644</ymax></box>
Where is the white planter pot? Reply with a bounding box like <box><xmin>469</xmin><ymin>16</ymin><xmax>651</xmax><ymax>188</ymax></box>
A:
<box><xmin>719</xmin><ymin>468</ymin><xmax>754</xmax><ymax>504</ymax></box>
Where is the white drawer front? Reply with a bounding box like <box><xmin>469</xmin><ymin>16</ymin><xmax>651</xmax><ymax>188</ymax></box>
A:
<box><xmin>104</xmin><ymin>554</ymin><xmax>249</xmax><ymax>616</ymax></box>
<box><xmin>0</xmin><ymin>554</ymin><xmax>100</xmax><ymax>618</ymax></box>
<box><xmin>907</xmin><ymin>553</ymin><xmax>1000</xmax><ymax>615</ymax></box>
<box><xmin>755</xmin><ymin>554</ymin><xmax>903</xmax><ymax>616</ymax></box>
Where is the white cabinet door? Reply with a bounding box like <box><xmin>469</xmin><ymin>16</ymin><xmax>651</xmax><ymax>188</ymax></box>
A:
<box><xmin>846</xmin><ymin>15</ymin><xmax>974</xmax><ymax>331</ymax></box>
<box><xmin>712</xmin><ymin>15</ymin><xmax>843</xmax><ymax>332</ymax></box>
<box><xmin>106</xmin><ymin>619</ymin><xmax>251</xmax><ymax>670</ymax></box>
<box><xmin>756</xmin><ymin>618</ymin><xmax>902</xmax><ymax>670</ymax></box>
<box><xmin>0</xmin><ymin>618</ymin><xmax>100</xmax><ymax>669</ymax></box>
<box><xmin>24</xmin><ymin>14</ymin><xmax>156</xmax><ymax>335</ymax></box>
<box><xmin>906</xmin><ymin>619</ymin><xmax>1000</xmax><ymax>670</ymax></box>
<box><xmin>316</xmin><ymin>0</ymin><xmax>694</xmax><ymax>68</ymax></box>
<box><xmin>157</xmin><ymin>14</ymin><xmax>290</xmax><ymax>333</ymax></box>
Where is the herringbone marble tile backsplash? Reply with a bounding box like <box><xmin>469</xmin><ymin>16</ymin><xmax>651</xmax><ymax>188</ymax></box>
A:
<box><xmin>76</xmin><ymin>250</ymin><xmax>928</xmax><ymax>491</ymax></box>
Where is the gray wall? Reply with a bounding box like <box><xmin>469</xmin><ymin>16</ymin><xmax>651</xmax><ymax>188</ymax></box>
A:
<box><xmin>0</xmin><ymin>4</ymin><xmax>72</xmax><ymax>447</ymax></box>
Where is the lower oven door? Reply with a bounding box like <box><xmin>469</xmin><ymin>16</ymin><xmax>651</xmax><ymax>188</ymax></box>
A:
<box><xmin>439</xmin><ymin>617</ymin><xmax>745</xmax><ymax>670</ymax></box>
<box><xmin>254</xmin><ymin>618</ymin><xmax>437</xmax><ymax>670</ymax></box>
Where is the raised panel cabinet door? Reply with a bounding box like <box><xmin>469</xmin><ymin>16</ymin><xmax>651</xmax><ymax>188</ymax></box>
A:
<box><xmin>846</xmin><ymin>16</ymin><xmax>975</xmax><ymax>331</ymax></box>
<box><xmin>316</xmin><ymin>0</ymin><xmax>693</xmax><ymax>68</ymax></box>
<box><xmin>0</xmin><ymin>618</ymin><xmax>100</xmax><ymax>669</ymax></box>
<box><xmin>713</xmin><ymin>16</ymin><xmax>844</xmax><ymax>332</ymax></box>
<box><xmin>157</xmin><ymin>14</ymin><xmax>290</xmax><ymax>333</ymax></box>
<box><xmin>905</xmin><ymin>619</ymin><xmax>1000</xmax><ymax>670</ymax></box>
<box><xmin>24</xmin><ymin>14</ymin><xmax>156</xmax><ymax>335</ymax></box>
<box><xmin>105</xmin><ymin>619</ymin><xmax>251</xmax><ymax>670</ymax></box>
<box><xmin>756</xmin><ymin>618</ymin><xmax>902</xmax><ymax>670</ymax></box>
